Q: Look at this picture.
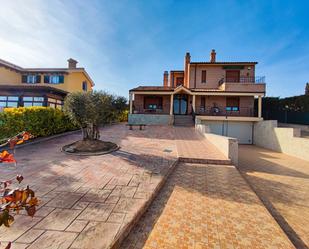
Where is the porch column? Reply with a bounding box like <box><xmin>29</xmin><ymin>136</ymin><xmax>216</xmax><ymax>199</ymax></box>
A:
<box><xmin>258</xmin><ymin>95</ymin><xmax>262</xmax><ymax>118</ymax></box>
<box><xmin>192</xmin><ymin>94</ymin><xmax>196</xmax><ymax>113</ymax></box>
<box><xmin>129</xmin><ymin>92</ymin><xmax>133</xmax><ymax>114</ymax></box>
<box><xmin>170</xmin><ymin>94</ymin><xmax>173</xmax><ymax>115</ymax></box>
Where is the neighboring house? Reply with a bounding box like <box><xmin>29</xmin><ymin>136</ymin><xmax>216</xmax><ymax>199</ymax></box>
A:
<box><xmin>129</xmin><ymin>50</ymin><xmax>266</xmax><ymax>144</ymax></box>
<box><xmin>0</xmin><ymin>58</ymin><xmax>94</xmax><ymax>109</ymax></box>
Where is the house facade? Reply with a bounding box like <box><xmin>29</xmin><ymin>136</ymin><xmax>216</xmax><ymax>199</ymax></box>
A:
<box><xmin>0</xmin><ymin>58</ymin><xmax>94</xmax><ymax>109</ymax></box>
<box><xmin>129</xmin><ymin>50</ymin><xmax>266</xmax><ymax>144</ymax></box>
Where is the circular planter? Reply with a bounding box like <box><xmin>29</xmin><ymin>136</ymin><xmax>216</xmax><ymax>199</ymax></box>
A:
<box><xmin>62</xmin><ymin>140</ymin><xmax>119</xmax><ymax>156</ymax></box>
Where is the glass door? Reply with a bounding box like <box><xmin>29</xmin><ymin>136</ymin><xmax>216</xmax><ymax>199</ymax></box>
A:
<box><xmin>173</xmin><ymin>94</ymin><xmax>188</xmax><ymax>115</ymax></box>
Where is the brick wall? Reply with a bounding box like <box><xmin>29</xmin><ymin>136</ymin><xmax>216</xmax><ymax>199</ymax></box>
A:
<box><xmin>133</xmin><ymin>94</ymin><xmax>170</xmax><ymax>114</ymax></box>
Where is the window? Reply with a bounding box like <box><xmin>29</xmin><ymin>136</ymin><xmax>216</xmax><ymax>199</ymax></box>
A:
<box><xmin>0</xmin><ymin>96</ymin><xmax>19</xmax><ymax>107</ymax></box>
<box><xmin>22</xmin><ymin>75</ymin><xmax>41</xmax><ymax>84</ymax></box>
<box><xmin>47</xmin><ymin>97</ymin><xmax>63</xmax><ymax>108</ymax></box>
<box><xmin>200</xmin><ymin>96</ymin><xmax>206</xmax><ymax>109</ymax></box>
<box><xmin>226</xmin><ymin>97</ymin><xmax>240</xmax><ymax>111</ymax></box>
<box><xmin>201</xmin><ymin>70</ymin><xmax>207</xmax><ymax>83</ymax></box>
<box><xmin>22</xmin><ymin>96</ymin><xmax>44</xmax><ymax>107</ymax></box>
<box><xmin>144</xmin><ymin>96</ymin><xmax>163</xmax><ymax>110</ymax></box>
<box><xmin>176</xmin><ymin>77</ymin><xmax>184</xmax><ymax>86</ymax></box>
<box><xmin>82</xmin><ymin>81</ymin><xmax>87</xmax><ymax>91</ymax></box>
<box><xmin>44</xmin><ymin>75</ymin><xmax>64</xmax><ymax>84</ymax></box>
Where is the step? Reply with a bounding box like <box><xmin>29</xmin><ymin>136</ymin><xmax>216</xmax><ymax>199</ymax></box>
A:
<box><xmin>178</xmin><ymin>157</ymin><xmax>232</xmax><ymax>165</ymax></box>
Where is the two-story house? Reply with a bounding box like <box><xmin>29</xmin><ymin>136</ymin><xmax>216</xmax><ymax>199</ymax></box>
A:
<box><xmin>128</xmin><ymin>50</ymin><xmax>266</xmax><ymax>144</ymax></box>
<box><xmin>0</xmin><ymin>58</ymin><xmax>94</xmax><ymax>109</ymax></box>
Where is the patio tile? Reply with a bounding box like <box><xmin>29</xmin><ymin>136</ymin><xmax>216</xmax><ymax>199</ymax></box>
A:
<box><xmin>77</xmin><ymin>203</ymin><xmax>114</xmax><ymax>222</ymax></box>
<box><xmin>45</xmin><ymin>192</ymin><xmax>83</xmax><ymax>208</ymax></box>
<box><xmin>0</xmin><ymin>215</ymin><xmax>42</xmax><ymax>242</ymax></box>
<box><xmin>27</xmin><ymin>231</ymin><xmax>78</xmax><ymax>249</ymax></box>
<box><xmin>34</xmin><ymin>209</ymin><xmax>82</xmax><ymax>230</ymax></box>
<box><xmin>70</xmin><ymin>222</ymin><xmax>120</xmax><ymax>249</ymax></box>
<box><xmin>66</xmin><ymin>220</ymin><xmax>89</xmax><ymax>233</ymax></box>
<box><xmin>16</xmin><ymin>229</ymin><xmax>45</xmax><ymax>244</ymax></box>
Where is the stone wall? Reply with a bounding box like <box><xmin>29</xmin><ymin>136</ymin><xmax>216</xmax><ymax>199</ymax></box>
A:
<box><xmin>128</xmin><ymin>114</ymin><xmax>174</xmax><ymax>125</ymax></box>
<box><xmin>253</xmin><ymin>120</ymin><xmax>309</xmax><ymax>161</ymax></box>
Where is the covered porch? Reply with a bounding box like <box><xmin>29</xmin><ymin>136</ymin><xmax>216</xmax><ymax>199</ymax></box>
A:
<box><xmin>129</xmin><ymin>86</ymin><xmax>263</xmax><ymax>124</ymax></box>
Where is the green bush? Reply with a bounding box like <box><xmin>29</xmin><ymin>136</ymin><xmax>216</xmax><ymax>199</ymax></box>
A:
<box><xmin>0</xmin><ymin>107</ymin><xmax>77</xmax><ymax>140</ymax></box>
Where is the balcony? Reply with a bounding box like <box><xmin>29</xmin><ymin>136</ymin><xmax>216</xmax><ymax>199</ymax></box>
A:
<box><xmin>219</xmin><ymin>76</ymin><xmax>266</xmax><ymax>93</ymax></box>
<box><xmin>196</xmin><ymin>106</ymin><xmax>254</xmax><ymax>117</ymax></box>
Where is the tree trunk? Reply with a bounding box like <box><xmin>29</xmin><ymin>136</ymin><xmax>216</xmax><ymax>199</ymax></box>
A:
<box><xmin>82</xmin><ymin>124</ymin><xmax>100</xmax><ymax>140</ymax></box>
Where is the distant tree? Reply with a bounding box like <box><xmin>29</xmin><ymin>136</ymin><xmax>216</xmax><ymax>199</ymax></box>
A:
<box><xmin>305</xmin><ymin>82</ymin><xmax>309</xmax><ymax>95</ymax></box>
<box><xmin>64</xmin><ymin>91</ymin><xmax>126</xmax><ymax>140</ymax></box>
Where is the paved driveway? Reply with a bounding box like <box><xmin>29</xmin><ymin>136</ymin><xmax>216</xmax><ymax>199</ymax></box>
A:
<box><xmin>0</xmin><ymin>125</ymin><xmax>178</xmax><ymax>249</ymax></box>
<box><xmin>238</xmin><ymin>145</ymin><xmax>309</xmax><ymax>249</ymax></box>
<box><xmin>121</xmin><ymin>162</ymin><xmax>294</xmax><ymax>249</ymax></box>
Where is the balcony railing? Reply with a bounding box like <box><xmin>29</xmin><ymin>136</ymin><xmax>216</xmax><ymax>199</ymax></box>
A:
<box><xmin>195</xmin><ymin>106</ymin><xmax>254</xmax><ymax>117</ymax></box>
<box><xmin>219</xmin><ymin>76</ymin><xmax>265</xmax><ymax>85</ymax></box>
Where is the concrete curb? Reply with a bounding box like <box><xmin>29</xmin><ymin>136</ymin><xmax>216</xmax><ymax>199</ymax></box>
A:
<box><xmin>13</xmin><ymin>129</ymin><xmax>81</xmax><ymax>149</ymax></box>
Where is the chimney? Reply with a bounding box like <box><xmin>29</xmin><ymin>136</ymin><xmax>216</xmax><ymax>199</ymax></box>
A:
<box><xmin>67</xmin><ymin>58</ymin><xmax>78</xmax><ymax>69</ymax></box>
<box><xmin>210</xmin><ymin>49</ymin><xmax>216</xmax><ymax>63</ymax></box>
<box><xmin>163</xmin><ymin>71</ymin><xmax>169</xmax><ymax>87</ymax></box>
<box><xmin>184</xmin><ymin>52</ymin><xmax>191</xmax><ymax>86</ymax></box>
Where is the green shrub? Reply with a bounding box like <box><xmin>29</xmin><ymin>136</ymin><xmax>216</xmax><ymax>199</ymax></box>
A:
<box><xmin>117</xmin><ymin>110</ymin><xmax>129</xmax><ymax>122</ymax></box>
<box><xmin>0</xmin><ymin>107</ymin><xmax>77</xmax><ymax>140</ymax></box>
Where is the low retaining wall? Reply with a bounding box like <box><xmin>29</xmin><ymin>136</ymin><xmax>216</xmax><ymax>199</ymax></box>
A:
<box><xmin>128</xmin><ymin>114</ymin><xmax>173</xmax><ymax>125</ymax></box>
<box><xmin>196</xmin><ymin>123</ymin><xmax>238</xmax><ymax>165</ymax></box>
<box><xmin>254</xmin><ymin>120</ymin><xmax>309</xmax><ymax>161</ymax></box>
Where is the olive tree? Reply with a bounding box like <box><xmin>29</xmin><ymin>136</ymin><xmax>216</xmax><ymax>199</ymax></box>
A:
<box><xmin>64</xmin><ymin>91</ymin><xmax>126</xmax><ymax>140</ymax></box>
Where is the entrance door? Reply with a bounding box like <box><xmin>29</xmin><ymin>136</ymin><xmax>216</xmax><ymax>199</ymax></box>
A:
<box><xmin>226</xmin><ymin>70</ymin><xmax>240</xmax><ymax>82</ymax></box>
<box><xmin>173</xmin><ymin>94</ymin><xmax>188</xmax><ymax>115</ymax></box>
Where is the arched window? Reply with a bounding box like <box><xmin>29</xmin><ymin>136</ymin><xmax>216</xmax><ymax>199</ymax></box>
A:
<box><xmin>82</xmin><ymin>81</ymin><xmax>87</xmax><ymax>91</ymax></box>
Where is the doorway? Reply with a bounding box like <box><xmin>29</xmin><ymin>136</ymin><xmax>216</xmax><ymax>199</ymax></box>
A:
<box><xmin>173</xmin><ymin>94</ymin><xmax>188</xmax><ymax>115</ymax></box>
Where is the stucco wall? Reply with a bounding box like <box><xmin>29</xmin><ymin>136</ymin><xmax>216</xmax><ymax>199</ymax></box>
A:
<box><xmin>196</xmin><ymin>123</ymin><xmax>238</xmax><ymax>165</ymax></box>
<box><xmin>0</xmin><ymin>66</ymin><xmax>92</xmax><ymax>93</ymax></box>
<box><xmin>188</xmin><ymin>64</ymin><xmax>255</xmax><ymax>89</ymax></box>
<box><xmin>128</xmin><ymin>114</ymin><xmax>173</xmax><ymax>125</ymax></box>
<box><xmin>253</xmin><ymin>120</ymin><xmax>309</xmax><ymax>161</ymax></box>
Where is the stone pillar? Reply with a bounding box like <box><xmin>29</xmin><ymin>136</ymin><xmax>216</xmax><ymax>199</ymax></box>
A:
<box><xmin>170</xmin><ymin>94</ymin><xmax>173</xmax><ymax>115</ymax></box>
<box><xmin>129</xmin><ymin>93</ymin><xmax>133</xmax><ymax>114</ymax></box>
<box><xmin>192</xmin><ymin>95</ymin><xmax>196</xmax><ymax>113</ymax></box>
<box><xmin>258</xmin><ymin>95</ymin><xmax>262</xmax><ymax>118</ymax></box>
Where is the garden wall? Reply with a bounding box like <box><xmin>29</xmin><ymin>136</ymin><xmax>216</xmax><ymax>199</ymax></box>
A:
<box><xmin>253</xmin><ymin>120</ymin><xmax>309</xmax><ymax>161</ymax></box>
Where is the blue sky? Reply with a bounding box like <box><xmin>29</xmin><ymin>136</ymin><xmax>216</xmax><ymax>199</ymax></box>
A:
<box><xmin>0</xmin><ymin>0</ymin><xmax>308</xmax><ymax>98</ymax></box>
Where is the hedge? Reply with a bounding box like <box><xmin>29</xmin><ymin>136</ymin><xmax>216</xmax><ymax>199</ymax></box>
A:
<box><xmin>0</xmin><ymin>107</ymin><xmax>77</xmax><ymax>140</ymax></box>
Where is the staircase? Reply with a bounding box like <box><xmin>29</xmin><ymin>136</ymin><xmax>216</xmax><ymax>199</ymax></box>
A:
<box><xmin>174</xmin><ymin>115</ymin><xmax>195</xmax><ymax>126</ymax></box>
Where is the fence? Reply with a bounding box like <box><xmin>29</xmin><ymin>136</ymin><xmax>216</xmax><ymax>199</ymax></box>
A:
<box><xmin>263</xmin><ymin>110</ymin><xmax>309</xmax><ymax>125</ymax></box>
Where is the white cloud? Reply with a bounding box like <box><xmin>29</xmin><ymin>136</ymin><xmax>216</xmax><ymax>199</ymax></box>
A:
<box><xmin>0</xmin><ymin>0</ymin><xmax>102</xmax><ymax>68</ymax></box>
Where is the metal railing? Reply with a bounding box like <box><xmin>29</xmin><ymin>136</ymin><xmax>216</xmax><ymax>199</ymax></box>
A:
<box><xmin>219</xmin><ymin>76</ymin><xmax>265</xmax><ymax>85</ymax></box>
<box><xmin>195</xmin><ymin>106</ymin><xmax>254</xmax><ymax>117</ymax></box>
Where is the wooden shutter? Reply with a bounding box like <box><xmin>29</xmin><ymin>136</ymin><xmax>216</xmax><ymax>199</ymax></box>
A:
<box><xmin>201</xmin><ymin>70</ymin><xmax>207</xmax><ymax>83</ymax></box>
<box><xmin>36</xmin><ymin>75</ymin><xmax>41</xmax><ymax>83</ymax></box>
<box><xmin>21</xmin><ymin>75</ymin><xmax>27</xmax><ymax>83</ymax></box>
<box><xmin>44</xmin><ymin>75</ymin><xmax>49</xmax><ymax>83</ymax></box>
<box><xmin>59</xmin><ymin>75</ymin><xmax>64</xmax><ymax>83</ymax></box>
<box><xmin>226</xmin><ymin>70</ymin><xmax>240</xmax><ymax>82</ymax></box>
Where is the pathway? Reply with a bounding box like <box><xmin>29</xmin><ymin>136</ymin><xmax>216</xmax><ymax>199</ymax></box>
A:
<box><xmin>0</xmin><ymin>125</ymin><xmax>178</xmax><ymax>249</ymax></box>
<box><xmin>174</xmin><ymin>127</ymin><xmax>229</xmax><ymax>163</ymax></box>
<box><xmin>121</xmin><ymin>162</ymin><xmax>294</xmax><ymax>249</ymax></box>
<box><xmin>238</xmin><ymin>145</ymin><xmax>309</xmax><ymax>249</ymax></box>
